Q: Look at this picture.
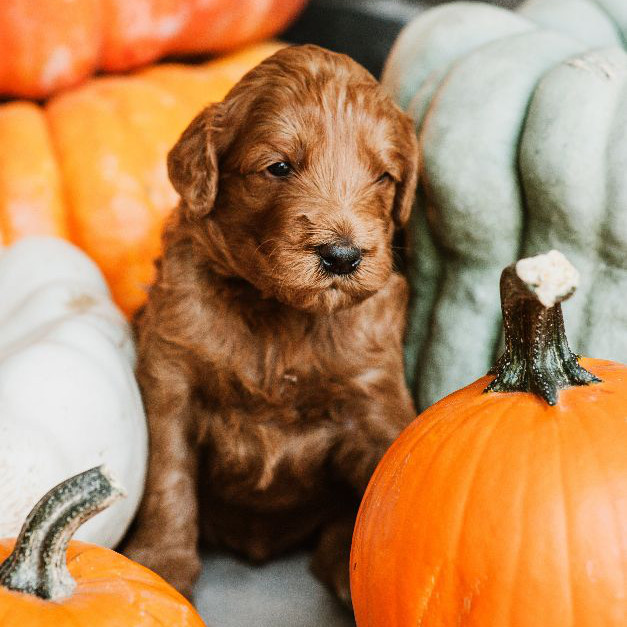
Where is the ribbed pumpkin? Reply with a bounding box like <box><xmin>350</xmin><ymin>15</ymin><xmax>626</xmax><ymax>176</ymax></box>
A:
<box><xmin>351</xmin><ymin>251</ymin><xmax>627</xmax><ymax>627</ymax></box>
<box><xmin>0</xmin><ymin>42</ymin><xmax>284</xmax><ymax>315</ymax></box>
<box><xmin>0</xmin><ymin>466</ymin><xmax>206</xmax><ymax>626</ymax></box>
<box><xmin>382</xmin><ymin>0</ymin><xmax>627</xmax><ymax>410</ymax></box>
<box><xmin>0</xmin><ymin>0</ymin><xmax>305</xmax><ymax>98</ymax></box>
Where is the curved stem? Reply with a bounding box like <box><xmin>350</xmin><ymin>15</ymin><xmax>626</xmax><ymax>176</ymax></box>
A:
<box><xmin>485</xmin><ymin>250</ymin><xmax>601</xmax><ymax>405</ymax></box>
<box><xmin>0</xmin><ymin>466</ymin><xmax>125</xmax><ymax>600</ymax></box>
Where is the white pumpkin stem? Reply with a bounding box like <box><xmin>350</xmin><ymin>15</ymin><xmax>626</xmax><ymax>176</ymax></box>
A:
<box><xmin>485</xmin><ymin>250</ymin><xmax>601</xmax><ymax>405</ymax></box>
<box><xmin>0</xmin><ymin>466</ymin><xmax>125</xmax><ymax>600</ymax></box>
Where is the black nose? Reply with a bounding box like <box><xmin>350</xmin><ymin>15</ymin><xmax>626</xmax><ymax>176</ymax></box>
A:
<box><xmin>317</xmin><ymin>243</ymin><xmax>362</xmax><ymax>275</ymax></box>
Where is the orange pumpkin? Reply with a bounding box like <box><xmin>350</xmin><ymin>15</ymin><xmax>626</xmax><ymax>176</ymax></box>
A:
<box><xmin>0</xmin><ymin>466</ymin><xmax>206</xmax><ymax>626</ymax></box>
<box><xmin>0</xmin><ymin>0</ymin><xmax>306</xmax><ymax>98</ymax></box>
<box><xmin>351</xmin><ymin>250</ymin><xmax>627</xmax><ymax>627</ymax></box>
<box><xmin>0</xmin><ymin>41</ymin><xmax>284</xmax><ymax>315</ymax></box>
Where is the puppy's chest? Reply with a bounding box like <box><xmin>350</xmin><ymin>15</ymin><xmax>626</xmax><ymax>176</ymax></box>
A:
<box><xmin>195</xmin><ymin>318</ymin><xmax>367</xmax><ymax>494</ymax></box>
<box><xmin>195</xmin><ymin>343</ymin><xmax>345</xmax><ymax>503</ymax></box>
<box><xmin>201</xmin><ymin>314</ymin><xmax>363</xmax><ymax>410</ymax></box>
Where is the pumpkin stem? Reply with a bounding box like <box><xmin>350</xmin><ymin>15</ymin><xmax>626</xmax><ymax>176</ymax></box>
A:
<box><xmin>485</xmin><ymin>250</ymin><xmax>601</xmax><ymax>405</ymax></box>
<box><xmin>0</xmin><ymin>466</ymin><xmax>125</xmax><ymax>601</ymax></box>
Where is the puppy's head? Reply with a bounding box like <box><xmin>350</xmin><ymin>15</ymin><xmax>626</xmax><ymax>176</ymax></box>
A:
<box><xmin>168</xmin><ymin>44</ymin><xmax>418</xmax><ymax>313</ymax></box>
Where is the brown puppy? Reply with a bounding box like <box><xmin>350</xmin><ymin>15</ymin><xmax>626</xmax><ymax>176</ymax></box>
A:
<box><xmin>123</xmin><ymin>44</ymin><xmax>418</xmax><ymax>604</ymax></box>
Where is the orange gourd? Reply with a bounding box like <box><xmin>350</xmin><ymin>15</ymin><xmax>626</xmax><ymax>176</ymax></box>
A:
<box><xmin>0</xmin><ymin>0</ymin><xmax>306</xmax><ymax>98</ymax></box>
<box><xmin>0</xmin><ymin>466</ymin><xmax>206</xmax><ymax>626</ymax></box>
<box><xmin>351</xmin><ymin>251</ymin><xmax>627</xmax><ymax>627</ymax></box>
<box><xmin>0</xmin><ymin>42</ymin><xmax>284</xmax><ymax>314</ymax></box>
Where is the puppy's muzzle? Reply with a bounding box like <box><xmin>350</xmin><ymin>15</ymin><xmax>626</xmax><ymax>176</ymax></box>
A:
<box><xmin>316</xmin><ymin>243</ymin><xmax>362</xmax><ymax>276</ymax></box>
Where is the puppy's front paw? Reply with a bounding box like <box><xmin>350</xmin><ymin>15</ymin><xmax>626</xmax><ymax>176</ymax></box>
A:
<box><xmin>310</xmin><ymin>548</ymin><xmax>352</xmax><ymax>609</ymax></box>
<box><xmin>310</xmin><ymin>519</ymin><xmax>354</xmax><ymax>610</ymax></box>
<box><xmin>124</xmin><ymin>541</ymin><xmax>202</xmax><ymax>599</ymax></box>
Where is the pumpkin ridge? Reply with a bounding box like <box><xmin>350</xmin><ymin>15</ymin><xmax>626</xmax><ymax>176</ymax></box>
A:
<box><xmin>553</xmin><ymin>389</ymin><xmax>627</xmax><ymax>618</ymax></box>
<box><xmin>420</xmin><ymin>560</ymin><xmax>445</xmax><ymax>626</ymax></box>
<box><xmin>425</xmin><ymin>398</ymin><xmax>515</xmax><ymax>625</ymax></box>
<box><xmin>554</xmin><ymin>409</ymin><xmax>575</xmax><ymax>625</ymax></box>
<box><xmin>144</xmin><ymin>605</ymin><xmax>171</xmax><ymax>627</ymax></box>
<box><xmin>0</xmin><ymin>103</ymin><xmax>69</xmax><ymax>245</ymax></box>
<box><xmin>108</xmin><ymin>77</ymin><xmax>174</xmax><ymax>217</ymax></box>
<box><xmin>501</xmin><ymin>415</ymin><xmax>532</xmax><ymax>627</ymax></box>
<box><xmin>74</xmin><ymin>569</ymin><xmax>182</xmax><ymax>597</ymax></box>
<box><xmin>578</xmin><ymin>55</ymin><xmax>626</xmax><ymax>352</ymax></box>
<box><xmin>89</xmin><ymin>78</ymin><xmax>162</xmax><ymax>233</ymax></box>
<box><xmin>103</xmin><ymin>77</ymin><xmax>175</xmax><ymax>293</ymax></box>
<box><xmin>39</xmin><ymin>103</ymin><xmax>75</xmax><ymax>243</ymax></box>
<box><xmin>402</xmin><ymin>190</ymin><xmax>443</xmax><ymax>391</ymax></box>
<box><xmin>589</xmin><ymin>0</ymin><xmax>627</xmax><ymax>48</ymax></box>
<box><xmin>516</xmin><ymin>52</ymin><xmax>626</xmax><ymax>361</ymax></box>
<box><xmin>393</xmin><ymin>409</ymin><xmax>465</xmax><ymax>623</ymax></box>
<box><xmin>387</xmin><ymin>392</ymin><xmax>515</xmax><ymax>625</ymax></box>
<box><xmin>569</xmin><ymin>398</ymin><xmax>626</xmax><ymax>578</ymax></box>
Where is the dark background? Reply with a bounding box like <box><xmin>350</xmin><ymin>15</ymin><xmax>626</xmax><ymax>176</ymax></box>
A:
<box><xmin>285</xmin><ymin>0</ymin><xmax>525</xmax><ymax>76</ymax></box>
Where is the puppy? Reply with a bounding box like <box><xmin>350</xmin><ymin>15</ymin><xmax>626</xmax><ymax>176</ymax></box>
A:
<box><xmin>123</xmin><ymin>44</ymin><xmax>418</xmax><ymax>604</ymax></box>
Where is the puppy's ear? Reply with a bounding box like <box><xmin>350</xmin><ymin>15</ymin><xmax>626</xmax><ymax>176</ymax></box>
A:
<box><xmin>168</xmin><ymin>105</ymin><xmax>220</xmax><ymax>218</ymax></box>
<box><xmin>392</xmin><ymin>115</ymin><xmax>419</xmax><ymax>228</ymax></box>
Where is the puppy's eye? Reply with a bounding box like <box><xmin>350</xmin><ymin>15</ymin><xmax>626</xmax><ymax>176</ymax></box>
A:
<box><xmin>267</xmin><ymin>161</ymin><xmax>292</xmax><ymax>177</ymax></box>
<box><xmin>376</xmin><ymin>172</ymin><xmax>393</xmax><ymax>184</ymax></box>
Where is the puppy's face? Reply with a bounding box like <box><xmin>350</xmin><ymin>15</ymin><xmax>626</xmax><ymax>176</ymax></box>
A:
<box><xmin>169</xmin><ymin>45</ymin><xmax>418</xmax><ymax>313</ymax></box>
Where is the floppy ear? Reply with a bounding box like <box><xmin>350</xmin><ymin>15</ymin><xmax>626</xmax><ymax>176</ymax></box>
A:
<box><xmin>167</xmin><ymin>105</ymin><xmax>220</xmax><ymax>218</ymax></box>
<box><xmin>392</xmin><ymin>114</ymin><xmax>419</xmax><ymax>228</ymax></box>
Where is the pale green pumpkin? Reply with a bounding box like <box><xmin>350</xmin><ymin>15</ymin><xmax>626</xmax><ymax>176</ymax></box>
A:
<box><xmin>384</xmin><ymin>0</ymin><xmax>627</xmax><ymax>410</ymax></box>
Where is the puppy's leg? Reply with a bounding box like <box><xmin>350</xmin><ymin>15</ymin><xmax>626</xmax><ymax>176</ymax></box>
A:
<box><xmin>334</xmin><ymin>376</ymin><xmax>415</xmax><ymax>493</ymax></box>
<box><xmin>313</xmin><ymin>374</ymin><xmax>415</xmax><ymax>606</ymax></box>
<box><xmin>122</xmin><ymin>353</ymin><xmax>201</xmax><ymax>598</ymax></box>
<box><xmin>311</xmin><ymin>512</ymin><xmax>357</xmax><ymax>609</ymax></box>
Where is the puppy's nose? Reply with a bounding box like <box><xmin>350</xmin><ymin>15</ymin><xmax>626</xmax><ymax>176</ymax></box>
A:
<box><xmin>317</xmin><ymin>243</ymin><xmax>362</xmax><ymax>275</ymax></box>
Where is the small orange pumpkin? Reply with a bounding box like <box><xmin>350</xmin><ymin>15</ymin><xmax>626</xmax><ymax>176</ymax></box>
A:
<box><xmin>0</xmin><ymin>42</ymin><xmax>284</xmax><ymax>315</ymax></box>
<box><xmin>0</xmin><ymin>466</ymin><xmax>206</xmax><ymax>626</ymax></box>
<box><xmin>351</xmin><ymin>250</ymin><xmax>627</xmax><ymax>627</ymax></box>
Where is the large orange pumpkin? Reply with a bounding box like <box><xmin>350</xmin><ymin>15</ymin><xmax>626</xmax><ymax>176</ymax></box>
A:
<box><xmin>0</xmin><ymin>466</ymin><xmax>206</xmax><ymax>626</ymax></box>
<box><xmin>0</xmin><ymin>41</ymin><xmax>284</xmax><ymax>315</ymax></box>
<box><xmin>351</xmin><ymin>251</ymin><xmax>627</xmax><ymax>627</ymax></box>
<box><xmin>0</xmin><ymin>0</ymin><xmax>306</xmax><ymax>98</ymax></box>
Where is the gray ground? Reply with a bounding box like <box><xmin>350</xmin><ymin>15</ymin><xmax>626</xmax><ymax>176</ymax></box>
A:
<box><xmin>195</xmin><ymin>552</ymin><xmax>355</xmax><ymax>626</ymax></box>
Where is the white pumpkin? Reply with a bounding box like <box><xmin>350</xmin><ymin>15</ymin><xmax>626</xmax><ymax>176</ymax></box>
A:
<box><xmin>0</xmin><ymin>236</ymin><xmax>147</xmax><ymax>547</ymax></box>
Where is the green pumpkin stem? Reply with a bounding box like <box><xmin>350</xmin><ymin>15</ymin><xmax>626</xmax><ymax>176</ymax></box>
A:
<box><xmin>0</xmin><ymin>466</ymin><xmax>125</xmax><ymax>601</ymax></box>
<box><xmin>485</xmin><ymin>250</ymin><xmax>601</xmax><ymax>405</ymax></box>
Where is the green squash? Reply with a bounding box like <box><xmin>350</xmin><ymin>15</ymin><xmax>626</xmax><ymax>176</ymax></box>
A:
<box><xmin>383</xmin><ymin>0</ymin><xmax>627</xmax><ymax>410</ymax></box>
